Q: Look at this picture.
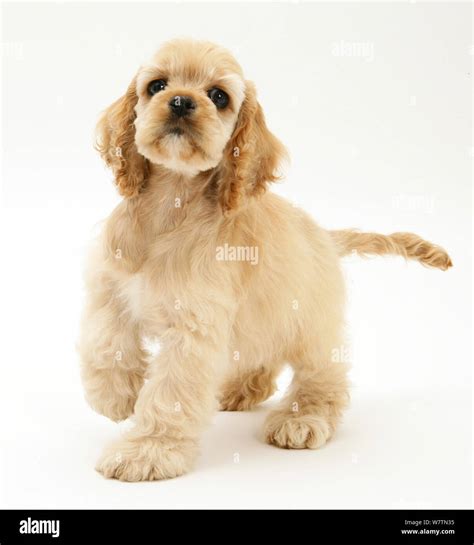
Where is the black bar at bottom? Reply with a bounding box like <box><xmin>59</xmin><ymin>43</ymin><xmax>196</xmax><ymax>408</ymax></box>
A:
<box><xmin>0</xmin><ymin>509</ymin><xmax>472</xmax><ymax>545</ymax></box>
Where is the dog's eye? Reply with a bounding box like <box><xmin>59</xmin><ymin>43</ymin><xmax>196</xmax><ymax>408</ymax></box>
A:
<box><xmin>147</xmin><ymin>79</ymin><xmax>167</xmax><ymax>96</ymax></box>
<box><xmin>208</xmin><ymin>88</ymin><xmax>229</xmax><ymax>109</ymax></box>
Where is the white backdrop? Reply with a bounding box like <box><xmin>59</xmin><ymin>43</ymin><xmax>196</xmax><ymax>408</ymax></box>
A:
<box><xmin>1</xmin><ymin>1</ymin><xmax>472</xmax><ymax>509</ymax></box>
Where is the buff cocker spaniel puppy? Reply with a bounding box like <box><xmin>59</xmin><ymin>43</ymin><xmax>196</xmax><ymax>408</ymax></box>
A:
<box><xmin>78</xmin><ymin>39</ymin><xmax>452</xmax><ymax>481</ymax></box>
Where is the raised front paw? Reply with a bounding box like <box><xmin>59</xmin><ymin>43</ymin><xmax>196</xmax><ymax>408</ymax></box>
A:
<box><xmin>96</xmin><ymin>437</ymin><xmax>198</xmax><ymax>481</ymax></box>
<box><xmin>82</xmin><ymin>367</ymin><xmax>144</xmax><ymax>422</ymax></box>
<box><xmin>87</xmin><ymin>392</ymin><xmax>137</xmax><ymax>422</ymax></box>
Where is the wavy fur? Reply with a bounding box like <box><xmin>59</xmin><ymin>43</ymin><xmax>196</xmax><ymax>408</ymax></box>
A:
<box><xmin>78</xmin><ymin>39</ymin><xmax>452</xmax><ymax>481</ymax></box>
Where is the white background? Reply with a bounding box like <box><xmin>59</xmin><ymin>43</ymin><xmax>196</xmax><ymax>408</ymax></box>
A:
<box><xmin>0</xmin><ymin>1</ymin><xmax>472</xmax><ymax>508</ymax></box>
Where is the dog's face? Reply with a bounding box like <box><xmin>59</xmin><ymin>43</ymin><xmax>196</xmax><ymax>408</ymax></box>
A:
<box><xmin>134</xmin><ymin>40</ymin><xmax>245</xmax><ymax>175</ymax></box>
<box><xmin>96</xmin><ymin>39</ymin><xmax>286</xmax><ymax>211</ymax></box>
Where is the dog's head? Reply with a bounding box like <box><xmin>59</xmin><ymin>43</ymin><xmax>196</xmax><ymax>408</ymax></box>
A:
<box><xmin>96</xmin><ymin>39</ymin><xmax>286</xmax><ymax>211</ymax></box>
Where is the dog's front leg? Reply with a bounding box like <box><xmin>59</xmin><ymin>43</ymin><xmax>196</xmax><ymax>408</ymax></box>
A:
<box><xmin>78</xmin><ymin>271</ymin><xmax>147</xmax><ymax>423</ymax></box>
<box><xmin>96</xmin><ymin>312</ymin><xmax>229</xmax><ymax>481</ymax></box>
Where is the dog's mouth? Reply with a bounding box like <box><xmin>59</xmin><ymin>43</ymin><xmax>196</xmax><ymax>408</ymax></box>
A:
<box><xmin>165</xmin><ymin>116</ymin><xmax>194</xmax><ymax>138</ymax></box>
<box><xmin>149</xmin><ymin>119</ymin><xmax>211</xmax><ymax>163</ymax></box>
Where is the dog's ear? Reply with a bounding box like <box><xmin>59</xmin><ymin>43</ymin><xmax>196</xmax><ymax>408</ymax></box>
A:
<box><xmin>95</xmin><ymin>77</ymin><xmax>149</xmax><ymax>198</ymax></box>
<box><xmin>218</xmin><ymin>81</ymin><xmax>287</xmax><ymax>213</ymax></box>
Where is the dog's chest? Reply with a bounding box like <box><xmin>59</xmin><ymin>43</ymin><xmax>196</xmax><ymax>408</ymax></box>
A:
<box><xmin>120</xmin><ymin>272</ymin><xmax>146</xmax><ymax>321</ymax></box>
<box><xmin>118</xmin><ymin>270</ymin><xmax>171</xmax><ymax>336</ymax></box>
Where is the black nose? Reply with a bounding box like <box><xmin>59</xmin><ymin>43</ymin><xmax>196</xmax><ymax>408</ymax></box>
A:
<box><xmin>169</xmin><ymin>95</ymin><xmax>196</xmax><ymax>117</ymax></box>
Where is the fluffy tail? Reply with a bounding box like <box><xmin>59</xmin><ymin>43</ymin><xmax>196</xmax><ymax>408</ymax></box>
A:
<box><xmin>329</xmin><ymin>229</ymin><xmax>452</xmax><ymax>271</ymax></box>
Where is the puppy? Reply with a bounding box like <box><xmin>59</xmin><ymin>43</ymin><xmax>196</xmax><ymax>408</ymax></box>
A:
<box><xmin>78</xmin><ymin>39</ymin><xmax>452</xmax><ymax>481</ymax></box>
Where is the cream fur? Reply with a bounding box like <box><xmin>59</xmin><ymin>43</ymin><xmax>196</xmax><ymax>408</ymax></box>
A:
<box><xmin>78</xmin><ymin>39</ymin><xmax>452</xmax><ymax>481</ymax></box>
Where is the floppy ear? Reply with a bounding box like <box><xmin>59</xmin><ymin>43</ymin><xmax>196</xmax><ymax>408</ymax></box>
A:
<box><xmin>218</xmin><ymin>81</ymin><xmax>287</xmax><ymax>212</ymax></box>
<box><xmin>95</xmin><ymin>77</ymin><xmax>149</xmax><ymax>198</ymax></box>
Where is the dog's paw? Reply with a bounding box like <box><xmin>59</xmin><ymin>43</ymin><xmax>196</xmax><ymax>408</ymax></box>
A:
<box><xmin>219</xmin><ymin>390</ymin><xmax>254</xmax><ymax>411</ymax></box>
<box><xmin>87</xmin><ymin>394</ymin><xmax>136</xmax><ymax>423</ymax></box>
<box><xmin>219</xmin><ymin>369</ymin><xmax>278</xmax><ymax>411</ymax></box>
<box><xmin>83</xmin><ymin>368</ymin><xmax>144</xmax><ymax>422</ymax></box>
<box><xmin>95</xmin><ymin>437</ymin><xmax>198</xmax><ymax>481</ymax></box>
<box><xmin>263</xmin><ymin>411</ymin><xmax>332</xmax><ymax>449</ymax></box>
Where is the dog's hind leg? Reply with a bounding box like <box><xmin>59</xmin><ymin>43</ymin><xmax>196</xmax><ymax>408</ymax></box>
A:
<box><xmin>219</xmin><ymin>363</ymin><xmax>283</xmax><ymax>411</ymax></box>
<box><xmin>264</xmin><ymin>362</ymin><xmax>349</xmax><ymax>449</ymax></box>
<box><xmin>263</xmin><ymin>347</ymin><xmax>349</xmax><ymax>449</ymax></box>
